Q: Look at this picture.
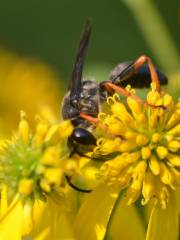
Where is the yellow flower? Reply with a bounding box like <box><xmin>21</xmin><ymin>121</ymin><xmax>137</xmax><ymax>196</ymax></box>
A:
<box><xmin>74</xmin><ymin>183</ymin><xmax>146</xmax><ymax>240</ymax></box>
<box><xmin>0</xmin><ymin>112</ymin><xmax>74</xmax><ymax>239</ymax></box>
<box><xmin>94</xmin><ymin>88</ymin><xmax>179</xmax><ymax>209</ymax></box>
<box><xmin>75</xmin><ymin>83</ymin><xmax>179</xmax><ymax>240</ymax></box>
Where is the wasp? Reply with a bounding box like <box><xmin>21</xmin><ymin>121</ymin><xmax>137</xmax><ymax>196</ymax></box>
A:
<box><xmin>62</xmin><ymin>20</ymin><xmax>167</xmax><ymax>192</ymax></box>
<box><xmin>62</xmin><ymin>20</ymin><xmax>167</xmax><ymax>156</ymax></box>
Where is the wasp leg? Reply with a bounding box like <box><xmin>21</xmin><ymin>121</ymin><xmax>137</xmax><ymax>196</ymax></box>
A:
<box><xmin>103</xmin><ymin>82</ymin><xmax>166</xmax><ymax>110</ymax></box>
<box><xmin>111</xmin><ymin>55</ymin><xmax>161</xmax><ymax>92</ymax></box>
<box><xmin>65</xmin><ymin>175</ymin><xmax>92</xmax><ymax>193</ymax></box>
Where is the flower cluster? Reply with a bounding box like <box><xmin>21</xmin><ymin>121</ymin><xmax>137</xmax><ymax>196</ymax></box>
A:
<box><xmin>0</xmin><ymin>111</ymin><xmax>73</xmax><ymax>199</ymax></box>
<box><xmin>0</xmin><ymin>59</ymin><xmax>179</xmax><ymax>240</ymax></box>
<box><xmin>92</xmin><ymin>85</ymin><xmax>180</xmax><ymax>208</ymax></box>
<box><xmin>0</xmin><ymin>111</ymin><xmax>74</xmax><ymax>237</ymax></box>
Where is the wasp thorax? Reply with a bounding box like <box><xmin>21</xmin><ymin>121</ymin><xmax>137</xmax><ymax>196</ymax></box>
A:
<box><xmin>62</xmin><ymin>80</ymin><xmax>100</xmax><ymax>122</ymax></box>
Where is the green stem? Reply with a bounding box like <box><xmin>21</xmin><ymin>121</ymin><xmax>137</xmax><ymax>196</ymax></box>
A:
<box><xmin>122</xmin><ymin>0</ymin><xmax>180</xmax><ymax>74</ymax></box>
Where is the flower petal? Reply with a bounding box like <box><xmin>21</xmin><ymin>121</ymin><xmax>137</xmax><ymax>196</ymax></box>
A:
<box><xmin>32</xmin><ymin>199</ymin><xmax>75</xmax><ymax>240</ymax></box>
<box><xmin>146</xmin><ymin>193</ymin><xmax>179</xmax><ymax>240</ymax></box>
<box><xmin>174</xmin><ymin>190</ymin><xmax>180</xmax><ymax>215</ymax></box>
<box><xmin>105</xmin><ymin>196</ymin><xmax>146</xmax><ymax>240</ymax></box>
<box><xmin>0</xmin><ymin>199</ymin><xmax>23</xmax><ymax>240</ymax></box>
<box><xmin>74</xmin><ymin>184</ymin><xmax>121</xmax><ymax>240</ymax></box>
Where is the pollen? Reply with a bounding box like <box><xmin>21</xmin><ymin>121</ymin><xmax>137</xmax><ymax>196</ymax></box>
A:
<box><xmin>94</xmin><ymin>86</ymin><xmax>180</xmax><ymax>208</ymax></box>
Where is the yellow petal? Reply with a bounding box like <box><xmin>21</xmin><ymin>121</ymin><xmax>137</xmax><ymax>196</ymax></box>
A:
<box><xmin>149</xmin><ymin>155</ymin><xmax>160</xmax><ymax>176</ymax></box>
<box><xmin>105</xmin><ymin>195</ymin><xmax>145</xmax><ymax>240</ymax></box>
<box><xmin>111</xmin><ymin>102</ymin><xmax>133</xmax><ymax>124</ymax></box>
<box><xmin>141</xmin><ymin>147</ymin><xmax>151</xmax><ymax>160</ymax></box>
<box><xmin>119</xmin><ymin>141</ymin><xmax>137</xmax><ymax>152</ymax></box>
<box><xmin>167</xmin><ymin>140</ymin><xmax>180</xmax><ymax>152</ymax></box>
<box><xmin>74</xmin><ymin>184</ymin><xmax>121</xmax><ymax>240</ymax></box>
<box><xmin>58</xmin><ymin>120</ymin><xmax>73</xmax><ymax>138</ymax></box>
<box><xmin>156</xmin><ymin>146</ymin><xmax>168</xmax><ymax>159</ymax></box>
<box><xmin>34</xmin><ymin>121</ymin><xmax>49</xmax><ymax>146</ymax></box>
<box><xmin>167</xmin><ymin>124</ymin><xmax>180</xmax><ymax>136</ymax></box>
<box><xmin>0</xmin><ymin>185</ymin><xmax>8</xmax><ymax>215</ymax></box>
<box><xmin>146</xmin><ymin>193</ymin><xmax>179</xmax><ymax>240</ymax></box>
<box><xmin>142</xmin><ymin>171</ymin><xmax>155</xmax><ymax>205</ymax></box>
<box><xmin>175</xmin><ymin>190</ymin><xmax>180</xmax><ymax>214</ymax></box>
<box><xmin>22</xmin><ymin>200</ymin><xmax>33</xmax><ymax>235</ymax></box>
<box><xmin>160</xmin><ymin>163</ymin><xmax>173</xmax><ymax>186</ymax></box>
<box><xmin>31</xmin><ymin>200</ymin><xmax>49</xmax><ymax>240</ymax></box>
<box><xmin>31</xmin><ymin>199</ymin><xmax>74</xmax><ymax>240</ymax></box>
<box><xmin>44</xmin><ymin>124</ymin><xmax>61</xmax><ymax>144</ymax></box>
<box><xmin>0</xmin><ymin>198</ymin><xmax>23</xmax><ymax>240</ymax></box>
<box><xmin>166</xmin><ymin>112</ymin><xmax>180</xmax><ymax>130</ymax></box>
<box><xmin>167</xmin><ymin>153</ymin><xmax>180</xmax><ymax>167</ymax></box>
<box><xmin>127</xmin><ymin>97</ymin><xmax>142</xmax><ymax>116</ymax></box>
<box><xmin>147</xmin><ymin>91</ymin><xmax>160</xmax><ymax>105</ymax></box>
<box><xmin>19</xmin><ymin>118</ymin><xmax>30</xmax><ymax>144</ymax></box>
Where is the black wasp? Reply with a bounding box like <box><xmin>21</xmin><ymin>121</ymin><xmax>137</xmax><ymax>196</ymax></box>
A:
<box><xmin>62</xmin><ymin>20</ymin><xmax>168</xmax><ymax>192</ymax></box>
<box><xmin>62</xmin><ymin>20</ymin><xmax>167</xmax><ymax>158</ymax></box>
<box><xmin>62</xmin><ymin>20</ymin><xmax>167</xmax><ymax>193</ymax></box>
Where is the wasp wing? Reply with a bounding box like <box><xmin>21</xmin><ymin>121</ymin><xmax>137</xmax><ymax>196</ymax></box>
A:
<box><xmin>69</xmin><ymin>20</ymin><xmax>92</xmax><ymax>105</ymax></box>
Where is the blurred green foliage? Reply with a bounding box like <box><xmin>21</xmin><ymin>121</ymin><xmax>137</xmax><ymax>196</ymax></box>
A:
<box><xmin>0</xmin><ymin>0</ymin><xmax>179</xmax><ymax>82</ymax></box>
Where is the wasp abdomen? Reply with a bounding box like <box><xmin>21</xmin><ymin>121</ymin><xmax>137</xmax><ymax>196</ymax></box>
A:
<box><xmin>68</xmin><ymin>128</ymin><xmax>96</xmax><ymax>146</ymax></box>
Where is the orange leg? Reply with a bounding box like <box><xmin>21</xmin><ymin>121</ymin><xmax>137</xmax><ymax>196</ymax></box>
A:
<box><xmin>112</xmin><ymin>55</ymin><xmax>161</xmax><ymax>92</ymax></box>
<box><xmin>79</xmin><ymin>112</ymin><xmax>99</xmax><ymax>124</ymax></box>
<box><xmin>104</xmin><ymin>82</ymin><xmax>166</xmax><ymax>110</ymax></box>
<box><xmin>79</xmin><ymin>112</ymin><xmax>123</xmax><ymax>137</ymax></box>
<box><xmin>133</xmin><ymin>55</ymin><xmax>161</xmax><ymax>92</ymax></box>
